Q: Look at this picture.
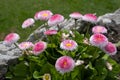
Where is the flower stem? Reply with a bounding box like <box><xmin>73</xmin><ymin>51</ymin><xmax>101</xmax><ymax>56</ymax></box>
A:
<box><xmin>14</xmin><ymin>43</ymin><xmax>22</xmax><ymax>51</ymax></box>
<box><xmin>30</xmin><ymin>27</ymin><xmax>38</xmax><ymax>41</ymax></box>
<box><xmin>85</xmin><ymin>22</ymin><xmax>90</xmax><ymax>38</ymax></box>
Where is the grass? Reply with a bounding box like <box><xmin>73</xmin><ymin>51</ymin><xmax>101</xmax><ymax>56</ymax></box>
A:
<box><xmin>0</xmin><ymin>0</ymin><xmax>120</xmax><ymax>42</ymax></box>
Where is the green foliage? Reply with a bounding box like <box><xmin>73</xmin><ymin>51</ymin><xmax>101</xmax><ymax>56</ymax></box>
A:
<box><xmin>5</xmin><ymin>29</ymin><xmax>120</xmax><ymax>80</ymax></box>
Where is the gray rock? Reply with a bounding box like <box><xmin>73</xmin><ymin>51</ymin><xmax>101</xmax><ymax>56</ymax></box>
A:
<box><xmin>27</xmin><ymin>18</ymin><xmax>76</xmax><ymax>42</ymax></box>
<box><xmin>0</xmin><ymin>42</ymin><xmax>21</xmax><ymax>78</ymax></box>
<box><xmin>114</xmin><ymin>8</ymin><xmax>120</xmax><ymax>14</ymax></box>
<box><xmin>89</xmin><ymin>8</ymin><xmax>120</xmax><ymax>63</ymax></box>
<box><xmin>97</xmin><ymin>11</ymin><xmax>120</xmax><ymax>25</ymax></box>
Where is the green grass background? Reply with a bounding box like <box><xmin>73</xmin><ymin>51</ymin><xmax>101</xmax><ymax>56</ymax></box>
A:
<box><xmin>0</xmin><ymin>0</ymin><xmax>120</xmax><ymax>42</ymax></box>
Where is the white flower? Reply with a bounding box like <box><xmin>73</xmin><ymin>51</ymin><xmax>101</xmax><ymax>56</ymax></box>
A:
<box><xmin>75</xmin><ymin>60</ymin><xmax>84</xmax><ymax>66</ymax></box>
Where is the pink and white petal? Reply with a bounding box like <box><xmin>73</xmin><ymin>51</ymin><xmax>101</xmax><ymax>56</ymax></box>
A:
<box><xmin>69</xmin><ymin>12</ymin><xmax>83</xmax><ymax>19</ymax></box>
<box><xmin>3</xmin><ymin>33</ymin><xmax>20</xmax><ymax>46</ymax></box>
<box><xmin>48</xmin><ymin>14</ymin><xmax>64</xmax><ymax>26</ymax></box>
<box><xmin>22</xmin><ymin>18</ymin><xmax>35</xmax><ymax>28</ymax></box>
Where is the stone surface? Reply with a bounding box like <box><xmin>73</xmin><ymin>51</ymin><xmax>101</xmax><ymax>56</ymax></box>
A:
<box><xmin>0</xmin><ymin>42</ymin><xmax>21</xmax><ymax>79</ymax></box>
<box><xmin>96</xmin><ymin>8</ymin><xmax>120</xmax><ymax>63</ymax></box>
<box><xmin>27</xmin><ymin>19</ymin><xmax>76</xmax><ymax>42</ymax></box>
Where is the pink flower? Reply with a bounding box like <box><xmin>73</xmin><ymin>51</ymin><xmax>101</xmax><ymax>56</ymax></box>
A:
<box><xmin>44</xmin><ymin>30</ymin><xmax>57</xmax><ymax>35</ymax></box>
<box><xmin>92</xmin><ymin>26</ymin><xmax>107</xmax><ymax>34</ymax></box>
<box><xmin>22</xmin><ymin>18</ymin><xmax>35</xmax><ymax>28</ymax></box>
<box><xmin>60</xmin><ymin>39</ymin><xmax>78</xmax><ymax>51</ymax></box>
<box><xmin>48</xmin><ymin>14</ymin><xmax>64</xmax><ymax>26</ymax></box>
<box><xmin>89</xmin><ymin>33</ymin><xmax>108</xmax><ymax>47</ymax></box>
<box><xmin>69</xmin><ymin>12</ymin><xmax>83</xmax><ymax>19</ymax></box>
<box><xmin>18</xmin><ymin>42</ymin><xmax>34</xmax><ymax>50</ymax></box>
<box><xmin>3</xmin><ymin>33</ymin><xmax>20</xmax><ymax>46</ymax></box>
<box><xmin>55</xmin><ymin>56</ymin><xmax>75</xmax><ymax>74</ymax></box>
<box><xmin>82</xmin><ymin>13</ymin><xmax>97</xmax><ymax>23</ymax></box>
<box><xmin>33</xmin><ymin>41</ymin><xmax>47</xmax><ymax>55</ymax></box>
<box><xmin>101</xmin><ymin>42</ymin><xmax>117</xmax><ymax>55</ymax></box>
<box><xmin>34</xmin><ymin>10</ymin><xmax>53</xmax><ymax>21</ymax></box>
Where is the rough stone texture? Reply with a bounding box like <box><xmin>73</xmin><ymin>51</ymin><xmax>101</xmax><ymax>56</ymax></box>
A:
<box><xmin>1</xmin><ymin>8</ymin><xmax>120</xmax><ymax>79</ymax></box>
<box><xmin>98</xmin><ymin>8</ymin><xmax>120</xmax><ymax>25</ymax></box>
<box><xmin>27</xmin><ymin>18</ymin><xmax>75</xmax><ymax>42</ymax></box>
<box><xmin>0</xmin><ymin>42</ymin><xmax>21</xmax><ymax>79</ymax></box>
<box><xmin>97</xmin><ymin>8</ymin><xmax>120</xmax><ymax>63</ymax></box>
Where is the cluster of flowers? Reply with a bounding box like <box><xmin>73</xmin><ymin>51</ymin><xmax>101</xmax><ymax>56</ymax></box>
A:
<box><xmin>90</xmin><ymin>27</ymin><xmax>117</xmax><ymax>55</ymax></box>
<box><xmin>3</xmin><ymin>10</ymin><xmax>117</xmax><ymax>76</ymax></box>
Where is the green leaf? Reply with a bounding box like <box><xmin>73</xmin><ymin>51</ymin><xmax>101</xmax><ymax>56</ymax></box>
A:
<box><xmin>71</xmin><ymin>70</ymin><xmax>79</xmax><ymax>79</ymax></box>
<box><xmin>71</xmin><ymin>67</ymin><xmax>82</xmax><ymax>80</ymax></box>
<box><xmin>70</xmin><ymin>51</ymin><xmax>76</xmax><ymax>57</ymax></box>
<box><xmin>12</xmin><ymin>77</ymin><xmax>26</xmax><ymax>80</ymax></box>
<box><xmin>88</xmin><ymin>62</ymin><xmax>97</xmax><ymax>75</ymax></box>
<box><xmin>81</xmin><ymin>52</ymin><xmax>92</xmax><ymax>59</ymax></box>
<box><xmin>73</xmin><ymin>32</ymin><xmax>84</xmax><ymax>43</ymax></box>
<box><xmin>18</xmin><ymin>55</ymin><xmax>25</xmax><ymax>61</ymax></box>
<box><xmin>5</xmin><ymin>72</ymin><xmax>13</xmax><ymax>79</ymax></box>
<box><xmin>47</xmin><ymin>43</ymin><xmax>56</xmax><ymax>48</ymax></box>
<box><xmin>102</xmin><ymin>54</ymin><xmax>109</xmax><ymax>61</ymax></box>
<box><xmin>13</xmin><ymin>62</ymin><xmax>28</xmax><ymax>77</ymax></box>
<box><xmin>81</xmin><ymin>46</ymin><xmax>88</xmax><ymax>52</ymax></box>
<box><xmin>95</xmin><ymin>59</ymin><xmax>108</xmax><ymax>80</ymax></box>
<box><xmin>57</xmin><ymin>50</ymin><xmax>67</xmax><ymax>56</ymax></box>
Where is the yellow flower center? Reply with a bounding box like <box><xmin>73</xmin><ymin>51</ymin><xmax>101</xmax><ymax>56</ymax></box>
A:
<box><xmin>63</xmin><ymin>61</ymin><xmax>67</xmax><ymax>65</ymax></box>
<box><xmin>97</xmin><ymin>37</ymin><xmax>101</xmax><ymax>41</ymax></box>
<box><xmin>45</xmin><ymin>75</ymin><xmax>49</xmax><ymax>80</ymax></box>
<box><xmin>66</xmin><ymin>43</ymin><xmax>72</xmax><ymax>47</ymax></box>
<box><xmin>44</xmin><ymin>74</ymin><xmax>50</xmax><ymax>80</ymax></box>
<box><xmin>97</xmin><ymin>28</ymin><xmax>102</xmax><ymax>32</ymax></box>
<box><xmin>63</xmin><ymin>61</ymin><xmax>68</xmax><ymax>68</ymax></box>
<box><xmin>42</xmin><ymin>13</ymin><xmax>48</xmax><ymax>17</ymax></box>
<box><xmin>23</xmin><ymin>43</ymin><xmax>28</xmax><ymax>47</ymax></box>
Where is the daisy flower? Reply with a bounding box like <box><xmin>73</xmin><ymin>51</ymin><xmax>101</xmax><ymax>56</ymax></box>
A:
<box><xmin>34</xmin><ymin>10</ymin><xmax>53</xmax><ymax>21</ymax></box>
<box><xmin>82</xmin><ymin>13</ymin><xmax>97</xmax><ymax>23</ymax></box>
<box><xmin>101</xmin><ymin>42</ymin><xmax>117</xmax><ymax>55</ymax></box>
<box><xmin>89</xmin><ymin>33</ymin><xmax>108</xmax><ymax>47</ymax></box>
<box><xmin>55</xmin><ymin>56</ymin><xmax>75</xmax><ymax>74</ymax></box>
<box><xmin>44</xmin><ymin>30</ymin><xmax>57</xmax><ymax>35</ymax></box>
<box><xmin>60</xmin><ymin>39</ymin><xmax>78</xmax><ymax>51</ymax></box>
<box><xmin>92</xmin><ymin>25</ymin><xmax>107</xmax><ymax>34</ymax></box>
<box><xmin>33</xmin><ymin>41</ymin><xmax>47</xmax><ymax>55</ymax></box>
<box><xmin>3</xmin><ymin>33</ymin><xmax>20</xmax><ymax>46</ymax></box>
<box><xmin>18</xmin><ymin>42</ymin><xmax>34</xmax><ymax>50</ymax></box>
<box><xmin>69</xmin><ymin>12</ymin><xmax>83</xmax><ymax>19</ymax></box>
<box><xmin>48</xmin><ymin>14</ymin><xmax>64</xmax><ymax>26</ymax></box>
<box><xmin>43</xmin><ymin>73</ymin><xmax>51</xmax><ymax>80</ymax></box>
<box><xmin>22</xmin><ymin>18</ymin><xmax>35</xmax><ymax>28</ymax></box>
